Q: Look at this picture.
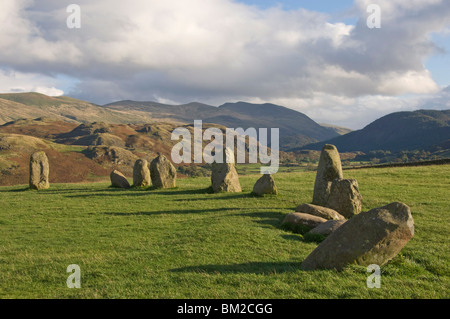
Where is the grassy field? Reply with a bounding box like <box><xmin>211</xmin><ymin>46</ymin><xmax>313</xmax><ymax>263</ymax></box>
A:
<box><xmin>0</xmin><ymin>165</ymin><xmax>449</xmax><ymax>299</ymax></box>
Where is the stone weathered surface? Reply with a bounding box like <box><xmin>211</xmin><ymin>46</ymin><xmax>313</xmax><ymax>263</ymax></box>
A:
<box><xmin>326</xmin><ymin>179</ymin><xmax>362</xmax><ymax>219</ymax></box>
<box><xmin>133</xmin><ymin>159</ymin><xmax>151</xmax><ymax>187</ymax></box>
<box><xmin>312</xmin><ymin>144</ymin><xmax>343</xmax><ymax>206</ymax></box>
<box><xmin>308</xmin><ymin>220</ymin><xmax>346</xmax><ymax>236</ymax></box>
<box><xmin>282</xmin><ymin>213</ymin><xmax>327</xmax><ymax>229</ymax></box>
<box><xmin>252</xmin><ymin>174</ymin><xmax>278</xmax><ymax>196</ymax></box>
<box><xmin>150</xmin><ymin>154</ymin><xmax>177</xmax><ymax>189</ymax></box>
<box><xmin>295</xmin><ymin>203</ymin><xmax>345</xmax><ymax>221</ymax></box>
<box><xmin>29</xmin><ymin>151</ymin><xmax>50</xmax><ymax>190</ymax></box>
<box><xmin>211</xmin><ymin>148</ymin><xmax>241</xmax><ymax>193</ymax></box>
<box><xmin>301</xmin><ymin>202</ymin><xmax>415</xmax><ymax>271</ymax></box>
<box><xmin>110</xmin><ymin>170</ymin><xmax>131</xmax><ymax>189</ymax></box>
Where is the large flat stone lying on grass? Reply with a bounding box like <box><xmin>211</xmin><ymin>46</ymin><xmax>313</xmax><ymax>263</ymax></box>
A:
<box><xmin>301</xmin><ymin>202</ymin><xmax>414</xmax><ymax>271</ymax></box>
<box><xmin>295</xmin><ymin>203</ymin><xmax>345</xmax><ymax>221</ymax></box>
<box><xmin>282</xmin><ymin>213</ymin><xmax>327</xmax><ymax>230</ymax></box>
<box><xmin>308</xmin><ymin>220</ymin><xmax>347</xmax><ymax>236</ymax></box>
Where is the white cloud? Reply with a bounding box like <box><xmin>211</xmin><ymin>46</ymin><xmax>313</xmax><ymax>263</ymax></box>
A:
<box><xmin>0</xmin><ymin>0</ymin><xmax>449</xmax><ymax>128</ymax></box>
<box><xmin>0</xmin><ymin>69</ymin><xmax>64</xmax><ymax>96</ymax></box>
<box><xmin>258</xmin><ymin>86</ymin><xmax>450</xmax><ymax>130</ymax></box>
<box><xmin>32</xmin><ymin>86</ymin><xmax>64</xmax><ymax>96</ymax></box>
<box><xmin>376</xmin><ymin>70</ymin><xmax>439</xmax><ymax>95</ymax></box>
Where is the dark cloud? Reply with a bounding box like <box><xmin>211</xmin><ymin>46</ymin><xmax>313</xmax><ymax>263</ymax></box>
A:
<box><xmin>0</xmin><ymin>0</ymin><xmax>449</xmax><ymax>128</ymax></box>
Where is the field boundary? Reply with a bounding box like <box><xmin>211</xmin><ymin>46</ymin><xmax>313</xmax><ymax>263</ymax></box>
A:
<box><xmin>344</xmin><ymin>158</ymin><xmax>450</xmax><ymax>170</ymax></box>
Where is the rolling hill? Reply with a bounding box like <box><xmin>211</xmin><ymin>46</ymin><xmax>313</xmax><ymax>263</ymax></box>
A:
<box><xmin>0</xmin><ymin>92</ymin><xmax>154</xmax><ymax>125</ymax></box>
<box><xmin>1</xmin><ymin>93</ymin><xmax>449</xmax><ymax>155</ymax></box>
<box><xmin>0</xmin><ymin>93</ymin><xmax>344</xmax><ymax>150</ymax></box>
<box><xmin>105</xmin><ymin>100</ymin><xmax>340</xmax><ymax>150</ymax></box>
<box><xmin>0</xmin><ymin>118</ymin><xmax>186</xmax><ymax>185</ymax></box>
<box><xmin>302</xmin><ymin>110</ymin><xmax>450</xmax><ymax>152</ymax></box>
<box><xmin>1</xmin><ymin>93</ymin><xmax>449</xmax><ymax>185</ymax></box>
<box><xmin>0</xmin><ymin>117</ymin><xmax>285</xmax><ymax>186</ymax></box>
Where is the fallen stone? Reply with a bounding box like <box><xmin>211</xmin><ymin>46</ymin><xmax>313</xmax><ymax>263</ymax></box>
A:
<box><xmin>300</xmin><ymin>202</ymin><xmax>415</xmax><ymax>271</ymax></box>
<box><xmin>295</xmin><ymin>203</ymin><xmax>345</xmax><ymax>221</ymax></box>
<box><xmin>308</xmin><ymin>220</ymin><xmax>347</xmax><ymax>236</ymax></box>
<box><xmin>282</xmin><ymin>212</ymin><xmax>327</xmax><ymax>230</ymax></box>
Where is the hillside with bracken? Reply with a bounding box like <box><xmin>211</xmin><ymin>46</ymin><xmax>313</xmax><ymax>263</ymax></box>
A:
<box><xmin>0</xmin><ymin>117</ymin><xmax>284</xmax><ymax>186</ymax></box>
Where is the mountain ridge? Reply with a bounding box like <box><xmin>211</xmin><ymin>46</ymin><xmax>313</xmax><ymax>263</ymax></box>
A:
<box><xmin>0</xmin><ymin>92</ymin><xmax>154</xmax><ymax>124</ymax></box>
<box><xmin>104</xmin><ymin>99</ymin><xmax>340</xmax><ymax>149</ymax></box>
<box><xmin>301</xmin><ymin>109</ymin><xmax>450</xmax><ymax>153</ymax></box>
<box><xmin>0</xmin><ymin>93</ymin><xmax>343</xmax><ymax>150</ymax></box>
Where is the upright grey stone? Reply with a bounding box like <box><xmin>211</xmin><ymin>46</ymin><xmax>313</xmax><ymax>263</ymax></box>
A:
<box><xmin>211</xmin><ymin>147</ymin><xmax>241</xmax><ymax>193</ymax></box>
<box><xmin>150</xmin><ymin>154</ymin><xmax>177</xmax><ymax>189</ymax></box>
<box><xmin>133</xmin><ymin>159</ymin><xmax>151</xmax><ymax>187</ymax></box>
<box><xmin>301</xmin><ymin>202</ymin><xmax>415</xmax><ymax>271</ymax></box>
<box><xmin>326</xmin><ymin>179</ymin><xmax>362</xmax><ymax>219</ymax></box>
<box><xmin>312</xmin><ymin>144</ymin><xmax>343</xmax><ymax>206</ymax></box>
<box><xmin>252</xmin><ymin>174</ymin><xmax>278</xmax><ymax>196</ymax></box>
<box><xmin>29</xmin><ymin>151</ymin><xmax>50</xmax><ymax>190</ymax></box>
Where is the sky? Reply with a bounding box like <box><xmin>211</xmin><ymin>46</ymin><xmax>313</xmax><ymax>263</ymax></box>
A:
<box><xmin>0</xmin><ymin>0</ymin><xmax>449</xmax><ymax>129</ymax></box>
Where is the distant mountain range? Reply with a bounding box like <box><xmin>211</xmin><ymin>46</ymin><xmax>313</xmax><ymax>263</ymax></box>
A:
<box><xmin>105</xmin><ymin>100</ymin><xmax>341</xmax><ymax>150</ymax></box>
<box><xmin>0</xmin><ymin>93</ymin><xmax>342</xmax><ymax>150</ymax></box>
<box><xmin>0</xmin><ymin>92</ymin><xmax>449</xmax><ymax>154</ymax></box>
<box><xmin>303</xmin><ymin>110</ymin><xmax>450</xmax><ymax>153</ymax></box>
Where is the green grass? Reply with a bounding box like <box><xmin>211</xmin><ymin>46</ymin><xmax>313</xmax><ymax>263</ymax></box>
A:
<box><xmin>52</xmin><ymin>144</ymin><xmax>86</xmax><ymax>153</ymax></box>
<box><xmin>0</xmin><ymin>165</ymin><xmax>449</xmax><ymax>299</ymax></box>
<box><xmin>0</xmin><ymin>92</ymin><xmax>67</xmax><ymax>108</ymax></box>
<box><xmin>237</xmin><ymin>163</ymin><xmax>313</xmax><ymax>175</ymax></box>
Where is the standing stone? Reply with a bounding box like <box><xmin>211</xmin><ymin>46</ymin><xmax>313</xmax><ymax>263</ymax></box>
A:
<box><xmin>150</xmin><ymin>154</ymin><xmax>177</xmax><ymax>189</ymax></box>
<box><xmin>211</xmin><ymin>147</ymin><xmax>241</xmax><ymax>193</ymax></box>
<box><xmin>295</xmin><ymin>203</ymin><xmax>345</xmax><ymax>221</ymax></box>
<box><xmin>110</xmin><ymin>170</ymin><xmax>131</xmax><ymax>189</ymax></box>
<box><xmin>326</xmin><ymin>179</ymin><xmax>362</xmax><ymax>219</ymax></box>
<box><xmin>29</xmin><ymin>151</ymin><xmax>50</xmax><ymax>190</ymax></box>
<box><xmin>312</xmin><ymin>144</ymin><xmax>343</xmax><ymax>206</ymax></box>
<box><xmin>252</xmin><ymin>174</ymin><xmax>278</xmax><ymax>196</ymax></box>
<box><xmin>133</xmin><ymin>159</ymin><xmax>151</xmax><ymax>187</ymax></box>
<box><xmin>300</xmin><ymin>202</ymin><xmax>415</xmax><ymax>271</ymax></box>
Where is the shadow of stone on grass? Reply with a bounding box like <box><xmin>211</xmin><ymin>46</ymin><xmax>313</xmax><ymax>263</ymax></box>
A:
<box><xmin>64</xmin><ymin>187</ymin><xmax>214</xmax><ymax>198</ymax></box>
<box><xmin>103</xmin><ymin>207</ymin><xmax>241</xmax><ymax>216</ymax></box>
<box><xmin>170</xmin><ymin>261</ymin><xmax>302</xmax><ymax>275</ymax></box>
<box><xmin>231</xmin><ymin>211</ymin><xmax>286</xmax><ymax>228</ymax></box>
